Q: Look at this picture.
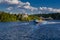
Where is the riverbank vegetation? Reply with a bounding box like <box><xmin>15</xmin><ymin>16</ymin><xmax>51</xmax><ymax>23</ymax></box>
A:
<box><xmin>0</xmin><ymin>11</ymin><xmax>17</xmax><ymax>22</ymax></box>
<box><xmin>0</xmin><ymin>11</ymin><xmax>60</xmax><ymax>22</ymax></box>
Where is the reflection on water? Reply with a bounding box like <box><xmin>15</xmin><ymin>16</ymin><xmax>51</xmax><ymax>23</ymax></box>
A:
<box><xmin>0</xmin><ymin>20</ymin><xmax>60</xmax><ymax>40</ymax></box>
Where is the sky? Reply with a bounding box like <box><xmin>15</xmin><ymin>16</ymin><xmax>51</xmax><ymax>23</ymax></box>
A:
<box><xmin>0</xmin><ymin>0</ymin><xmax>60</xmax><ymax>14</ymax></box>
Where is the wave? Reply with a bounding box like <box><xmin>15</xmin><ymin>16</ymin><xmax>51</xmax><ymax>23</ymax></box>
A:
<box><xmin>12</xmin><ymin>21</ymin><xmax>60</xmax><ymax>26</ymax></box>
<box><xmin>21</xmin><ymin>21</ymin><xmax>60</xmax><ymax>25</ymax></box>
<box><xmin>42</xmin><ymin>21</ymin><xmax>60</xmax><ymax>25</ymax></box>
<box><xmin>48</xmin><ymin>22</ymin><xmax>60</xmax><ymax>24</ymax></box>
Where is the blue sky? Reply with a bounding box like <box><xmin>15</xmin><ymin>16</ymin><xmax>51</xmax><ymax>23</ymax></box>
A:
<box><xmin>0</xmin><ymin>0</ymin><xmax>60</xmax><ymax>14</ymax></box>
<box><xmin>21</xmin><ymin>0</ymin><xmax>60</xmax><ymax>8</ymax></box>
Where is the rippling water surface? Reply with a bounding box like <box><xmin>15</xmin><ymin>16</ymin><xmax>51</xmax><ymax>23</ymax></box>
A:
<box><xmin>0</xmin><ymin>20</ymin><xmax>60</xmax><ymax>40</ymax></box>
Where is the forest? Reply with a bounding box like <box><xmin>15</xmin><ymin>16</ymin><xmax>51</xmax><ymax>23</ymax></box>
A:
<box><xmin>0</xmin><ymin>11</ymin><xmax>60</xmax><ymax>22</ymax></box>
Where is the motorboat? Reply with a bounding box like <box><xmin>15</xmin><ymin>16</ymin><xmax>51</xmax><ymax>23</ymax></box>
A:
<box><xmin>35</xmin><ymin>20</ymin><xmax>43</xmax><ymax>23</ymax></box>
<box><xmin>33</xmin><ymin>19</ymin><xmax>48</xmax><ymax>24</ymax></box>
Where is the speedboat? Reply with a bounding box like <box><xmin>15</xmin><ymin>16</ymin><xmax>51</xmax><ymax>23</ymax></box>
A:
<box><xmin>35</xmin><ymin>20</ymin><xmax>43</xmax><ymax>23</ymax></box>
<box><xmin>32</xmin><ymin>20</ymin><xmax>42</xmax><ymax>24</ymax></box>
<box><xmin>33</xmin><ymin>20</ymin><xmax>47</xmax><ymax>24</ymax></box>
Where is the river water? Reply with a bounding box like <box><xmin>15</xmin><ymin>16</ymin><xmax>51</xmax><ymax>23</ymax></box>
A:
<box><xmin>0</xmin><ymin>20</ymin><xmax>60</xmax><ymax>40</ymax></box>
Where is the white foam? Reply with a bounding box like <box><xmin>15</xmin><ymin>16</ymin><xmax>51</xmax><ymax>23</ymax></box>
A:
<box><xmin>48</xmin><ymin>22</ymin><xmax>60</xmax><ymax>24</ymax></box>
<box><xmin>42</xmin><ymin>21</ymin><xmax>48</xmax><ymax>24</ymax></box>
<box><xmin>20</xmin><ymin>23</ymin><xmax>29</xmax><ymax>25</ymax></box>
<box><xmin>41</xmin><ymin>21</ymin><xmax>60</xmax><ymax>25</ymax></box>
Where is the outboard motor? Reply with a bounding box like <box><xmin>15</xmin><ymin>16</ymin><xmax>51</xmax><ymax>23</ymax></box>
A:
<box><xmin>33</xmin><ymin>20</ymin><xmax>39</xmax><ymax>24</ymax></box>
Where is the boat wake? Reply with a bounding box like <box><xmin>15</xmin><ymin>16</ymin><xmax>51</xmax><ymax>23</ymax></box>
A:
<box><xmin>47</xmin><ymin>22</ymin><xmax>60</xmax><ymax>24</ymax></box>
<box><xmin>14</xmin><ymin>21</ymin><xmax>60</xmax><ymax>26</ymax></box>
<box><xmin>41</xmin><ymin>21</ymin><xmax>60</xmax><ymax>25</ymax></box>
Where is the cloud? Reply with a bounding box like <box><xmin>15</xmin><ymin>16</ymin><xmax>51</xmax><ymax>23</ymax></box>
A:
<box><xmin>0</xmin><ymin>0</ymin><xmax>19</xmax><ymax>4</ymax></box>
<box><xmin>0</xmin><ymin>0</ymin><xmax>60</xmax><ymax>14</ymax></box>
<box><xmin>23</xmin><ymin>5</ymin><xmax>38</xmax><ymax>11</ymax></box>
<box><xmin>0</xmin><ymin>0</ymin><xmax>37</xmax><ymax>12</ymax></box>
<box><xmin>17</xmin><ymin>1</ymin><xmax>38</xmax><ymax>11</ymax></box>
<box><xmin>7</xmin><ymin>7</ymin><xmax>13</xmax><ymax>11</ymax></box>
<box><xmin>25</xmin><ymin>2</ymin><xmax>30</xmax><ymax>6</ymax></box>
<box><xmin>52</xmin><ymin>9</ymin><xmax>60</xmax><ymax>13</ymax></box>
<box><xmin>40</xmin><ymin>7</ymin><xmax>47</xmax><ymax>10</ymax></box>
<box><xmin>0</xmin><ymin>0</ymin><xmax>42</xmax><ymax>14</ymax></box>
<box><xmin>39</xmin><ymin>7</ymin><xmax>60</xmax><ymax>13</ymax></box>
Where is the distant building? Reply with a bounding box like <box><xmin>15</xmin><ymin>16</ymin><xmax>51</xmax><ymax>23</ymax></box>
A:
<box><xmin>40</xmin><ymin>16</ymin><xmax>53</xmax><ymax>20</ymax></box>
<box><xmin>48</xmin><ymin>17</ymin><xmax>53</xmax><ymax>20</ymax></box>
<box><xmin>40</xmin><ymin>16</ymin><xmax>45</xmax><ymax>20</ymax></box>
<box><xmin>22</xmin><ymin>13</ymin><xmax>28</xmax><ymax>18</ymax></box>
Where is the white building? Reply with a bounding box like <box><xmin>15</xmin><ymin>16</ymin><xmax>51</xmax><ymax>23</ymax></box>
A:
<box><xmin>22</xmin><ymin>13</ymin><xmax>28</xmax><ymax>18</ymax></box>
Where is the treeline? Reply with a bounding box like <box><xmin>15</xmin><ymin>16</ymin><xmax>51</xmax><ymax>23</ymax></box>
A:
<box><xmin>0</xmin><ymin>11</ymin><xmax>60</xmax><ymax>22</ymax></box>
<box><xmin>30</xmin><ymin>13</ymin><xmax>60</xmax><ymax>20</ymax></box>
<box><xmin>17</xmin><ymin>14</ymin><xmax>40</xmax><ymax>21</ymax></box>
<box><xmin>0</xmin><ymin>11</ymin><xmax>40</xmax><ymax>22</ymax></box>
<box><xmin>0</xmin><ymin>11</ymin><xmax>17</xmax><ymax>22</ymax></box>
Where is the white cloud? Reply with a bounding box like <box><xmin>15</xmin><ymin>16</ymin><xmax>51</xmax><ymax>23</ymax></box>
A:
<box><xmin>0</xmin><ymin>0</ymin><xmax>3</xmax><ymax>2</ymax></box>
<box><xmin>40</xmin><ymin>7</ymin><xmax>47</xmax><ymax>10</ymax></box>
<box><xmin>0</xmin><ymin>0</ymin><xmax>60</xmax><ymax>14</ymax></box>
<box><xmin>17</xmin><ymin>1</ymin><xmax>38</xmax><ymax>12</ymax></box>
<box><xmin>48</xmin><ymin>8</ymin><xmax>53</xmax><ymax>11</ymax></box>
<box><xmin>0</xmin><ymin>0</ymin><xmax>38</xmax><ymax>13</ymax></box>
<box><xmin>52</xmin><ymin>9</ymin><xmax>60</xmax><ymax>13</ymax></box>
<box><xmin>38</xmin><ymin>11</ymin><xmax>42</xmax><ymax>14</ymax></box>
<box><xmin>23</xmin><ymin>5</ymin><xmax>38</xmax><ymax>11</ymax></box>
<box><xmin>17</xmin><ymin>2</ymin><xmax>30</xmax><ymax>8</ymax></box>
<box><xmin>7</xmin><ymin>7</ymin><xmax>13</xmax><ymax>10</ymax></box>
<box><xmin>0</xmin><ymin>0</ymin><xmax>19</xmax><ymax>4</ymax></box>
<box><xmin>39</xmin><ymin>7</ymin><xmax>60</xmax><ymax>13</ymax></box>
<box><xmin>1</xmin><ymin>0</ymin><xmax>37</xmax><ymax>12</ymax></box>
<box><xmin>25</xmin><ymin>2</ymin><xmax>30</xmax><ymax>6</ymax></box>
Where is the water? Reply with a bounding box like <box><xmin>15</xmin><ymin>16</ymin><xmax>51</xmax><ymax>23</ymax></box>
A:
<box><xmin>0</xmin><ymin>20</ymin><xmax>60</xmax><ymax>40</ymax></box>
